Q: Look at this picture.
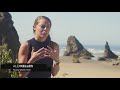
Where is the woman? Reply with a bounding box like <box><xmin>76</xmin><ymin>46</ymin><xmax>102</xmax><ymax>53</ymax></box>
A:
<box><xmin>18</xmin><ymin>16</ymin><xmax>60</xmax><ymax>78</ymax></box>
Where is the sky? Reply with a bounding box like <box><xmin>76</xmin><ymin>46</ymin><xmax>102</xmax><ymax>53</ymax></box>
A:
<box><xmin>10</xmin><ymin>12</ymin><xmax>120</xmax><ymax>46</ymax></box>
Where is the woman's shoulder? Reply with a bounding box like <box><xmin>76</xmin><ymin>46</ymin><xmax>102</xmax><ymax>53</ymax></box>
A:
<box><xmin>21</xmin><ymin>38</ymin><xmax>34</xmax><ymax>47</ymax></box>
<box><xmin>51</xmin><ymin>41</ymin><xmax>59</xmax><ymax>48</ymax></box>
<box><xmin>20</xmin><ymin>41</ymin><xmax>29</xmax><ymax>49</ymax></box>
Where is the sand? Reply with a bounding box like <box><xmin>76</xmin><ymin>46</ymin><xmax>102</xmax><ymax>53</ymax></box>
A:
<box><xmin>54</xmin><ymin>56</ymin><xmax>120</xmax><ymax>78</ymax></box>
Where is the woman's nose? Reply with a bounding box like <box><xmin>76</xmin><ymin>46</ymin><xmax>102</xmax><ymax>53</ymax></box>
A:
<box><xmin>43</xmin><ymin>27</ymin><xmax>47</xmax><ymax>30</ymax></box>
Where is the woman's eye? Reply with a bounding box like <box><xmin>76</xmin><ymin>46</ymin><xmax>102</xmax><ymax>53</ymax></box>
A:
<box><xmin>41</xmin><ymin>25</ymin><xmax>46</xmax><ymax>29</ymax></box>
<box><xmin>40</xmin><ymin>25</ymin><xmax>50</xmax><ymax>29</ymax></box>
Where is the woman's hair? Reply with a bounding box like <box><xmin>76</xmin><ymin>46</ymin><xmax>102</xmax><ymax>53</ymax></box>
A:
<box><xmin>46</xmin><ymin>35</ymin><xmax>54</xmax><ymax>49</ymax></box>
<box><xmin>33</xmin><ymin>16</ymin><xmax>53</xmax><ymax>49</ymax></box>
<box><xmin>33</xmin><ymin>16</ymin><xmax>51</xmax><ymax>30</ymax></box>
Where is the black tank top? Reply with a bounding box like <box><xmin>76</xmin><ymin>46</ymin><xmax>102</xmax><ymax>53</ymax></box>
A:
<box><xmin>26</xmin><ymin>38</ymin><xmax>53</xmax><ymax>78</ymax></box>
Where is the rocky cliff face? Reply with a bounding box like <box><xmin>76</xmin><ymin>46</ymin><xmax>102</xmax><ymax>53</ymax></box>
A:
<box><xmin>0</xmin><ymin>12</ymin><xmax>20</xmax><ymax>61</ymax></box>
<box><xmin>64</xmin><ymin>35</ymin><xmax>94</xmax><ymax>59</ymax></box>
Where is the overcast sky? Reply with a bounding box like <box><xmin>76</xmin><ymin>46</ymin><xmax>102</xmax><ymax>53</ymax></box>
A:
<box><xmin>10</xmin><ymin>12</ymin><xmax>120</xmax><ymax>46</ymax></box>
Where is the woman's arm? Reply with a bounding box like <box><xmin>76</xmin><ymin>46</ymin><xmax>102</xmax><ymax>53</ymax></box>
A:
<box><xmin>49</xmin><ymin>42</ymin><xmax>60</xmax><ymax>77</ymax></box>
<box><xmin>52</xmin><ymin>61</ymin><xmax>60</xmax><ymax>77</ymax></box>
<box><xmin>18</xmin><ymin>42</ymin><xmax>30</xmax><ymax>78</ymax></box>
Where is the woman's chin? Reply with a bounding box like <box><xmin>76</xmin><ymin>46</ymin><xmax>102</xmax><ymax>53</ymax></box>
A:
<box><xmin>39</xmin><ymin>34</ymin><xmax>46</xmax><ymax>37</ymax></box>
<box><xmin>39</xmin><ymin>35</ymin><xmax>47</xmax><ymax>39</ymax></box>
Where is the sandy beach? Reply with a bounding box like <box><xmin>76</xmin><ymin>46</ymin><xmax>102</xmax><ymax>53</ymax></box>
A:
<box><xmin>54</xmin><ymin>56</ymin><xmax>120</xmax><ymax>78</ymax></box>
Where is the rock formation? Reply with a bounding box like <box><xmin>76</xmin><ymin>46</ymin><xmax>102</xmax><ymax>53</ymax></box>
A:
<box><xmin>103</xmin><ymin>41</ymin><xmax>118</xmax><ymax>59</ymax></box>
<box><xmin>0</xmin><ymin>12</ymin><xmax>20</xmax><ymax>61</ymax></box>
<box><xmin>64</xmin><ymin>35</ymin><xmax>94</xmax><ymax>59</ymax></box>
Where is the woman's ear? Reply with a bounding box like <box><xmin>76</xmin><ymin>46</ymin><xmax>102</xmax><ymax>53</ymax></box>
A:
<box><xmin>33</xmin><ymin>26</ymin><xmax>36</xmax><ymax>31</ymax></box>
<box><xmin>33</xmin><ymin>25</ymin><xmax>35</xmax><ymax>29</ymax></box>
<box><xmin>33</xmin><ymin>26</ymin><xmax>36</xmax><ymax>33</ymax></box>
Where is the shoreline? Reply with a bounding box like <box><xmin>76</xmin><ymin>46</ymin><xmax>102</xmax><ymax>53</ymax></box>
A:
<box><xmin>54</xmin><ymin>56</ymin><xmax>120</xmax><ymax>78</ymax></box>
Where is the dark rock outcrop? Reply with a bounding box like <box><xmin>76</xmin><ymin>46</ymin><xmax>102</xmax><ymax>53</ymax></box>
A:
<box><xmin>97</xmin><ymin>57</ymin><xmax>106</xmax><ymax>61</ymax></box>
<box><xmin>72</xmin><ymin>54</ymin><xmax>80</xmax><ymax>63</ymax></box>
<box><xmin>64</xmin><ymin>35</ymin><xmax>94</xmax><ymax>59</ymax></box>
<box><xmin>103</xmin><ymin>41</ymin><xmax>118</xmax><ymax>59</ymax></box>
<box><xmin>0</xmin><ymin>12</ymin><xmax>20</xmax><ymax>61</ymax></box>
<box><xmin>72</xmin><ymin>58</ymin><xmax>80</xmax><ymax>63</ymax></box>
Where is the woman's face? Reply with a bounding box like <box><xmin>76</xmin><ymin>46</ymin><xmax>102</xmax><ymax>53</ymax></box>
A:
<box><xmin>34</xmin><ymin>18</ymin><xmax>51</xmax><ymax>39</ymax></box>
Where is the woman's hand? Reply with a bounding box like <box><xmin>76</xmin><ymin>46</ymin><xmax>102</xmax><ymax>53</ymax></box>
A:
<box><xmin>47</xmin><ymin>46</ymin><xmax>59</xmax><ymax>62</ymax></box>
<box><xmin>30</xmin><ymin>47</ymin><xmax>49</xmax><ymax>63</ymax></box>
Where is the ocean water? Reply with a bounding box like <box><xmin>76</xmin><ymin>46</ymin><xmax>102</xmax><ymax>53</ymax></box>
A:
<box><xmin>59</xmin><ymin>44</ymin><xmax>120</xmax><ymax>59</ymax></box>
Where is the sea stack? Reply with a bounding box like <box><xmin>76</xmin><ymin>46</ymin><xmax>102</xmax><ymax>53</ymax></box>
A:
<box><xmin>64</xmin><ymin>35</ymin><xmax>94</xmax><ymax>59</ymax></box>
<box><xmin>103</xmin><ymin>41</ymin><xmax>118</xmax><ymax>59</ymax></box>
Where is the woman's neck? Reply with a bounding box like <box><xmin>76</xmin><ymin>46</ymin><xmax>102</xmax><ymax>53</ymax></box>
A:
<box><xmin>34</xmin><ymin>36</ymin><xmax>46</xmax><ymax>42</ymax></box>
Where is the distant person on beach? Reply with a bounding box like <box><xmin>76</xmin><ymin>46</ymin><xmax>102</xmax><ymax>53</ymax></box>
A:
<box><xmin>18</xmin><ymin>16</ymin><xmax>60</xmax><ymax>78</ymax></box>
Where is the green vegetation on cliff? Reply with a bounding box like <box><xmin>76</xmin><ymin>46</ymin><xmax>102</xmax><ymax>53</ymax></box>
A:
<box><xmin>0</xmin><ymin>43</ymin><xmax>19</xmax><ymax>78</ymax></box>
